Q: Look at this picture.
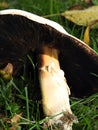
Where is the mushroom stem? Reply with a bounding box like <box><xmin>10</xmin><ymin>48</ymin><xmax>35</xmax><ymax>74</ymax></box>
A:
<box><xmin>38</xmin><ymin>46</ymin><xmax>78</xmax><ymax>129</ymax></box>
<box><xmin>38</xmin><ymin>46</ymin><xmax>60</xmax><ymax>68</ymax></box>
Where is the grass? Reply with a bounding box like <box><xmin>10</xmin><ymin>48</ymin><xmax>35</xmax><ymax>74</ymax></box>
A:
<box><xmin>0</xmin><ymin>0</ymin><xmax>98</xmax><ymax>130</ymax></box>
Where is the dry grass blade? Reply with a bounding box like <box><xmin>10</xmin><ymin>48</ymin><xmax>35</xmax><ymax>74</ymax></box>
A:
<box><xmin>83</xmin><ymin>20</ymin><xmax>98</xmax><ymax>45</ymax></box>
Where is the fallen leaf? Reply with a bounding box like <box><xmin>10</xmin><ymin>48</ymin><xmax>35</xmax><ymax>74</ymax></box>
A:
<box><xmin>11</xmin><ymin>113</ymin><xmax>22</xmax><ymax>124</ymax></box>
<box><xmin>0</xmin><ymin>2</ymin><xmax>9</xmax><ymax>8</ymax></box>
<box><xmin>61</xmin><ymin>6</ymin><xmax>98</xmax><ymax>28</ymax></box>
<box><xmin>8</xmin><ymin>113</ymin><xmax>22</xmax><ymax>130</ymax></box>
<box><xmin>0</xmin><ymin>63</ymin><xmax>13</xmax><ymax>80</ymax></box>
<box><xmin>9</xmin><ymin>124</ymin><xmax>19</xmax><ymax>130</ymax></box>
<box><xmin>83</xmin><ymin>0</ymin><xmax>92</xmax><ymax>4</ymax></box>
<box><xmin>83</xmin><ymin>26</ymin><xmax>90</xmax><ymax>45</ymax></box>
<box><xmin>83</xmin><ymin>20</ymin><xmax>98</xmax><ymax>45</ymax></box>
<box><xmin>68</xmin><ymin>5</ymin><xmax>84</xmax><ymax>10</ymax></box>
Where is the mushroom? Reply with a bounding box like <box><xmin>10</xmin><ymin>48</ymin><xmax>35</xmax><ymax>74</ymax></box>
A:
<box><xmin>0</xmin><ymin>9</ymin><xmax>98</xmax><ymax>129</ymax></box>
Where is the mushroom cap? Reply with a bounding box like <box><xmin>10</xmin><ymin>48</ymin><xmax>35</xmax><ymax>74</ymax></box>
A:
<box><xmin>0</xmin><ymin>9</ymin><xmax>98</xmax><ymax>97</ymax></box>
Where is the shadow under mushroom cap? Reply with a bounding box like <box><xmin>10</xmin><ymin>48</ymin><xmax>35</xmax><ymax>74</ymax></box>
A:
<box><xmin>0</xmin><ymin>9</ymin><xmax>98</xmax><ymax>98</ymax></box>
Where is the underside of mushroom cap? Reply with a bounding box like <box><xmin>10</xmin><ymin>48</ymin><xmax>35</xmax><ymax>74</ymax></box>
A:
<box><xmin>0</xmin><ymin>9</ymin><xmax>98</xmax><ymax>98</ymax></box>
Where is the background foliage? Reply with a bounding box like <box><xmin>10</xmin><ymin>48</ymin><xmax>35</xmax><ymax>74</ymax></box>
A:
<box><xmin>0</xmin><ymin>0</ymin><xmax>98</xmax><ymax>130</ymax></box>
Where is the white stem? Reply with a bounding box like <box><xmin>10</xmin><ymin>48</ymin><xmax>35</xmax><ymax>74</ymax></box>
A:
<box><xmin>38</xmin><ymin>46</ymin><xmax>78</xmax><ymax>129</ymax></box>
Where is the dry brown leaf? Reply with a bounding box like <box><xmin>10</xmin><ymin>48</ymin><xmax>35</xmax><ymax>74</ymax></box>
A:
<box><xmin>68</xmin><ymin>5</ymin><xmax>84</xmax><ymax>10</ymax></box>
<box><xmin>83</xmin><ymin>0</ymin><xmax>92</xmax><ymax>4</ymax></box>
<box><xmin>9</xmin><ymin>124</ymin><xmax>19</xmax><ymax>130</ymax></box>
<box><xmin>0</xmin><ymin>2</ymin><xmax>9</xmax><ymax>8</ymax></box>
<box><xmin>9</xmin><ymin>113</ymin><xmax>22</xmax><ymax>130</ymax></box>
<box><xmin>0</xmin><ymin>63</ymin><xmax>13</xmax><ymax>80</ymax></box>
<box><xmin>11</xmin><ymin>113</ymin><xmax>22</xmax><ymax>124</ymax></box>
<box><xmin>61</xmin><ymin>6</ymin><xmax>98</xmax><ymax>28</ymax></box>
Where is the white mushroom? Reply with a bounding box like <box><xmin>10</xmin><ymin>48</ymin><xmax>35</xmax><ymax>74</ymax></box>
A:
<box><xmin>0</xmin><ymin>9</ymin><xmax>98</xmax><ymax>129</ymax></box>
